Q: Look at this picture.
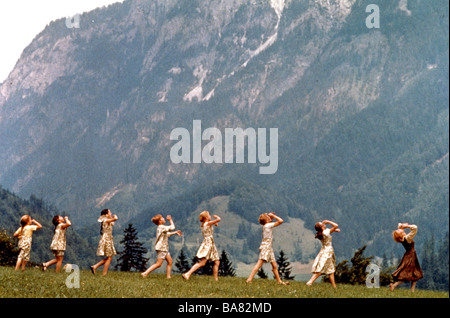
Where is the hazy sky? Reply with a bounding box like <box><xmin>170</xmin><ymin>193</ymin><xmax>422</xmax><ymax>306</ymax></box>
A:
<box><xmin>0</xmin><ymin>0</ymin><xmax>125</xmax><ymax>82</ymax></box>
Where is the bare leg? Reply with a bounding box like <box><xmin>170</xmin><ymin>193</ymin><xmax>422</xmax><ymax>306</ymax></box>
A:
<box><xmin>102</xmin><ymin>256</ymin><xmax>112</xmax><ymax>276</ymax></box>
<box><xmin>55</xmin><ymin>256</ymin><xmax>64</xmax><ymax>273</ymax></box>
<box><xmin>43</xmin><ymin>258</ymin><xmax>57</xmax><ymax>271</ymax></box>
<box><xmin>21</xmin><ymin>260</ymin><xmax>28</xmax><ymax>271</ymax></box>
<box><xmin>271</xmin><ymin>261</ymin><xmax>288</xmax><ymax>285</ymax></box>
<box><xmin>306</xmin><ymin>273</ymin><xmax>322</xmax><ymax>286</ymax></box>
<box><xmin>246</xmin><ymin>259</ymin><xmax>264</xmax><ymax>283</ymax></box>
<box><xmin>213</xmin><ymin>260</ymin><xmax>220</xmax><ymax>281</ymax></box>
<box><xmin>15</xmin><ymin>258</ymin><xmax>23</xmax><ymax>271</ymax></box>
<box><xmin>183</xmin><ymin>258</ymin><xmax>207</xmax><ymax>280</ymax></box>
<box><xmin>411</xmin><ymin>281</ymin><xmax>416</xmax><ymax>292</ymax></box>
<box><xmin>91</xmin><ymin>259</ymin><xmax>106</xmax><ymax>275</ymax></box>
<box><xmin>166</xmin><ymin>254</ymin><xmax>173</xmax><ymax>279</ymax></box>
<box><xmin>141</xmin><ymin>259</ymin><xmax>164</xmax><ymax>277</ymax></box>
<box><xmin>328</xmin><ymin>273</ymin><xmax>337</xmax><ymax>288</ymax></box>
<box><xmin>390</xmin><ymin>281</ymin><xmax>403</xmax><ymax>291</ymax></box>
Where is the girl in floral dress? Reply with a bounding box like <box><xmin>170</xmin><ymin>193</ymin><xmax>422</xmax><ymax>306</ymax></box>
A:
<box><xmin>42</xmin><ymin>215</ymin><xmax>71</xmax><ymax>272</ymax></box>
<box><xmin>13</xmin><ymin>215</ymin><xmax>42</xmax><ymax>271</ymax></box>
<box><xmin>182</xmin><ymin>211</ymin><xmax>221</xmax><ymax>281</ymax></box>
<box><xmin>246</xmin><ymin>212</ymin><xmax>288</xmax><ymax>285</ymax></box>
<box><xmin>306</xmin><ymin>219</ymin><xmax>340</xmax><ymax>288</ymax></box>
<box><xmin>91</xmin><ymin>209</ymin><xmax>118</xmax><ymax>276</ymax></box>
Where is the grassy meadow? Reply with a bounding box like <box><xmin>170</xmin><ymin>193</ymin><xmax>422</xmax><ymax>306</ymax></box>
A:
<box><xmin>0</xmin><ymin>266</ymin><xmax>448</xmax><ymax>298</ymax></box>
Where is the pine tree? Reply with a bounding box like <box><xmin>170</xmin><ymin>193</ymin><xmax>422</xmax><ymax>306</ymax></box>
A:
<box><xmin>348</xmin><ymin>245</ymin><xmax>373</xmax><ymax>284</ymax></box>
<box><xmin>175</xmin><ymin>247</ymin><xmax>190</xmax><ymax>273</ymax></box>
<box><xmin>331</xmin><ymin>245</ymin><xmax>374</xmax><ymax>285</ymax></box>
<box><xmin>257</xmin><ymin>267</ymin><xmax>268</xmax><ymax>279</ymax></box>
<box><xmin>115</xmin><ymin>223</ymin><xmax>149</xmax><ymax>272</ymax></box>
<box><xmin>276</xmin><ymin>250</ymin><xmax>295</xmax><ymax>280</ymax></box>
<box><xmin>219</xmin><ymin>250</ymin><xmax>236</xmax><ymax>277</ymax></box>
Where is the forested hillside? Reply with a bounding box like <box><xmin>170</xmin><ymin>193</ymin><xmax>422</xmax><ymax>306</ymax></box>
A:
<box><xmin>0</xmin><ymin>186</ymin><xmax>95</xmax><ymax>268</ymax></box>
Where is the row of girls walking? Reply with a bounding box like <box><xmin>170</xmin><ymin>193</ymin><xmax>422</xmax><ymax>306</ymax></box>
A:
<box><xmin>13</xmin><ymin>209</ymin><xmax>423</xmax><ymax>291</ymax></box>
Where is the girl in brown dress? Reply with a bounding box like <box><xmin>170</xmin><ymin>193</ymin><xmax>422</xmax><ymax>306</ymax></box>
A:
<box><xmin>91</xmin><ymin>209</ymin><xmax>118</xmax><ymax>276</ymax></box>
<box><xmin>390</xmin><ymin>223</ymin><xmax>423</xmax><ymax>292</ymax></box>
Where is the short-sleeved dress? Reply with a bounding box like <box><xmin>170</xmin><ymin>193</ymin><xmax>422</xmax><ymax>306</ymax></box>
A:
<box><xmin>155</xmin><ymin>224</ymin><xmax>175</xmax><ymax>259</ymax></box>
<box><xmin>311</xmin><ymin>228</ymin><xmax>336</xmax><ymax>274</ymax></box>
<box><xmin>259</xmin><ymin>222</ymin><xmax>276</xmax><ymax>263</ymax></box>
<box><xmin>195</xmin><ymin>223</ymin><xmax>219</xmax><ymax>261</ymax></box>
<box><xmin>392</xmin><ymin>225</ymin><xmax>423</xmax><ymax>282</ymax></box>
<box><xmin>50</xmin><ymin>223</ymin><xmax>67</xmax><ymax>257</ymax></box>
<box><xmin>96</xmin><ymin>216</ymin><xmax>117</xmax><ymax>257</ymax></box>
<box><xmin>15</xmin><ymin>225</ymin><xmax>38</xmax><ymax>261</ymax></box>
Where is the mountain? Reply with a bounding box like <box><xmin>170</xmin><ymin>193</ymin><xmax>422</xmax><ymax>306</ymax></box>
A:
<box><xmin>0</xmin><ymin>0</ymin><xmax>448</xmax><ymax>260</ymax></box>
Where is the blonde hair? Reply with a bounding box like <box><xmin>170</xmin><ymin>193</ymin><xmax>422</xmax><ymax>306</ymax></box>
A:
<box><xmin>18</xmin><ymin>215</ymin><xmax>30</xmax><ymax>236</ymax></box>
<box><xmin>392</xmin><ymin>229</ymin><xmax>405</xmax><ymax>243</ymax></box>
<box><xmin>199</xmin><ymin>211</ymin><xmax>210</xmax><ymax>223</ymax></box>
<box><xmin>152</xmin><ymin>214</ymin><xmax>163</xmax><ymax>225</ymax></box>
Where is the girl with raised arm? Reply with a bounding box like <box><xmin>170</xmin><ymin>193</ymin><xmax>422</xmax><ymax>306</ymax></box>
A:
<box><xmin>390</xmin><ymin>223</ymin><xmax>423</xmax><ymax>292</ymax></box>
<box><xmin>14</xmin><ymin>215</ymin><xmax>42</xmax><ymax>271</ymax></box>
<box><xmin>141</xmin><ymin>214</ymin><xmax>182</xmax><ymax>279</ymax></box>
<box><xmin>306</xmin><ymin>219</ymin><xmax>340</xmax><ymax>288</ymax></box>
<box><xmin>246</xmin><ymin>212</ymin><xmax>288</xmax><ymax>285</ymax></box>
<box><xmin>182</xmin><ymin>211</ymin><xmax>221</xmax><ymax>281</ymax></box>
<box><xmin>91</xmin><ymin>209</ymin><xmax>118</xmax><ymax>276</ymax></box>
<box><xmin>42</xmin><ymin>215</ymin><xmax>71</xmax><ymax>272</ymax></box>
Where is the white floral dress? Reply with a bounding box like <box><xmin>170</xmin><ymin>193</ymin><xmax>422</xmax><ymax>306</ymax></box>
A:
<box><xmin>15</xmin><ymin>225</ymin><xmax>38</xmax><ymax>261</ymax></box>
<box><xmin>259</xmin><ymin>222</ymin><xmax>276</xmax><ymax>263</ymax></box>
<box><xmin>195</xmin><ymin>223</ymin><xmax>219</xmax><ymax>261</ymax></box>
<box><xmin>50</xmin><ymin>223</ymin><xmax>67</xmax><ymax>254</ymax></box>
<box><xmin>311</xmin><ymin>228</ymin><xmax>336</xmax><ymax>274</ymax></box>
<box><xmin>96</xmin><ymin>216</ymin><xmax>117</xmax><ymax>257</ymax></box>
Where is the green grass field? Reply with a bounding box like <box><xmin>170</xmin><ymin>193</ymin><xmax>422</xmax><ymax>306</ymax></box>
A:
<box><xmin>0</xmin><ymin>266</ymin><xmax>447</xmax><ymax>298</ymax></box>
